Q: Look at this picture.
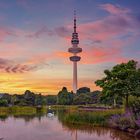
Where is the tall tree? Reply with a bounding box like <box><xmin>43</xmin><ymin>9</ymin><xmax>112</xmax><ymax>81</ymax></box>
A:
<box><xmin>24</xmin><ymin>90</ymin><xmax>35</xmax><ymax>105</ymax></box>
<box><xmin>95</xmin><ymin>60</ymin><xmax>140</xmax><ymax>109</ymax></box>
<box><xmin>77</xmin><ymin>87</ymin><xmax>90</xmax><ymax>95</ymax></box>
<box><xmin>57</xmin><ymin>87</ymin><xmax>74</xmax><ymax>105</ymax></box>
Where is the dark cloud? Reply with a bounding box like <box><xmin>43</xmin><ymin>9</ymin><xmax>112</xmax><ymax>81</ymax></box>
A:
<box><xmin>26</xmin><ymin>25</ymin><xmax>70</xmax><ymax>39</ymax></box>
<box><xmin>24</xmin><ymin>25</ymin><xmax>71</xmax><ymax>40</ymax></box>
<box><xmin>0</xmin><ymin>58</ymin><xmax>40</xmax><ymax>73</ymax></box>
<box><xmin>0</xmin><ymin>58</ymin><xmax>10</xmax><ymax>66</ymax></box>
<box><xmin>26</xmin><ymin>26</ymin><xmax>54</xmax><ymax>38</ymax></box>
<box><xmin>55</xmin><ymin>26</ymin><xmax>70</xmax><ymax>38</ymax></box>
<box><xmin>92</xmin><ymin>40</ymin><xmax>102</xmax><ymax>44</ymax></box>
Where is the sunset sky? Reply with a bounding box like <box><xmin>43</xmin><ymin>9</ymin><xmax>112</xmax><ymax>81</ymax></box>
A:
<box><xmin>0</xmin><ymin>0</ymin><xmax>140</xmax><ymax>94</ymax></box>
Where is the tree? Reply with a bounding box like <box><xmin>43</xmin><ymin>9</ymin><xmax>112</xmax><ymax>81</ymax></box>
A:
<box><xmin>11</xmin><ymin>94</ymin><xmax>26</xmax><ymax>106</ymax></box>
<box><xmin>73</xmin><ymin>93</ymin><xmax>91</xmax><ymax>105</ymax></box>
<box><xmin>57</xmin><ymin>87</ymin><xmax>74</xmax><ymax>105</ymax></box>
<box><xmin>77</xmin><ymin>87</ymin><xmax>90</xmax><ymax>94</ymax></box>
<box><xmin>24</xmin><ymin>90</ymin><xmax>35</xmax><ymax>105</ymax></box>
<box><xmin>35</xmin><ymin>94</ymin><xmax>43</xmax><ymax>106</ymax></box>
<box><xmin>46</xmin><ymin>95</ymin><xmax>57</xmax><ymax>105</ymax></box>
<box><xmin>95</xmin><ymin>60</ymin><xmax>140</xmax><ymax>109</ymax></box>
<box><xmin>0</xmin><ymin>93</ymin><xmax>11</xmax><ymax>104</ymax></box>
<box><xmin>88</xmin><ymin>90</ymin><xmax>102</xmax><ymax>104</ymax></box>
<box><xmin>0</xmin><ymin>99</ymin><xmax>8</xmax><ymax>106</ymax></box>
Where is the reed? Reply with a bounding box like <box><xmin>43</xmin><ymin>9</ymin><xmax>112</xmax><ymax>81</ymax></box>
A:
<box><xmin>63</xmin><ymin>109</ymin><xmax>124</xmax><ymax>126</ymax></box>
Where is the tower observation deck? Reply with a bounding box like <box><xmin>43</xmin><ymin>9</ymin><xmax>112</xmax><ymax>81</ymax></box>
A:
<box><xmin>68</xmin><ymin>11</ymin><xmax>82</xmax><ymax>93</ymax></box>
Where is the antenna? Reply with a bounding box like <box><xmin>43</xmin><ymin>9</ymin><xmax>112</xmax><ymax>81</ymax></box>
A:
<box><xmin>74</xmin><ymin>10</ymin><xmax>76</xmax><ymax>33</ymax></box>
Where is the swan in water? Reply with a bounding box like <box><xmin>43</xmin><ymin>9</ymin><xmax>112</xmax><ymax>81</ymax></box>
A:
<box><xmin>47</xmin><ymin>112</ymin><xmax>54</xmax><ymax>117</ymax></box>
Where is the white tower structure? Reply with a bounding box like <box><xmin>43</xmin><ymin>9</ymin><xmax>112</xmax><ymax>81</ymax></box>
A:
<box><xmin>68</xmin><ymin>11</ymin><xmax>82</xmax><ymax>93</ymax></box>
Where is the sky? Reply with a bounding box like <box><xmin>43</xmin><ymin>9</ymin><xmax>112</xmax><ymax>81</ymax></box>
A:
<box><xmin>0</xmin><ymin>0</ymin><xmax>140</xmax><ymax>95</ymax></box>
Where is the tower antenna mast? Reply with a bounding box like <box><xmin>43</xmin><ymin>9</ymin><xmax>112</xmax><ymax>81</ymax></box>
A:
<box><xmin>68</xmin><ymin>11</ymin><xmax>82</xmax><ymax>93</ymax></box>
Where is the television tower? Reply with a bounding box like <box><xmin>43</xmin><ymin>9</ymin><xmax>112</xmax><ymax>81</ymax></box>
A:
<box><xmin>68</xmin><ymin>11</ymin><xmax>82</xmax><ymax>93</ymax></box>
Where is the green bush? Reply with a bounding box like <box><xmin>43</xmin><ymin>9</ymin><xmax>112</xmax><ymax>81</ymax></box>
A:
<box><xmin>0</xmin><ymin>99</ymin><xmax>8</xmax><ymax>107</ymax></box>
<box><xmin>128</xmin><ymin>96</ymin><xmax>140</xmax><ymax>118</ymax></box>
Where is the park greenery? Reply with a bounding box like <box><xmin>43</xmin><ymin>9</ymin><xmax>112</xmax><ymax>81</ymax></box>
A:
<box><xmin>0</xmin><ymin>87</ymin><xmax>102</xmax><ymax>107</ymax></box>
<box><xmin>0</xmin><ymin>90</ymin><xmax>47</xmax><ymax>107</ymax></box>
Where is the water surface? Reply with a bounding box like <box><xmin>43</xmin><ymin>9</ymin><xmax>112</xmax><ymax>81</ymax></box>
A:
<box><xmin>0</xmin><ymin>111</ymin><xmax>136</xmax><ymax>140</ymax></box>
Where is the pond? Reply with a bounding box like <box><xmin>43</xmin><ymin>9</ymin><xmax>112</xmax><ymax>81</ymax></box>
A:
<box><xmin>0</xmin><ymin>109</ymin><xmax>136</xmax><ymax>140</ymax></box>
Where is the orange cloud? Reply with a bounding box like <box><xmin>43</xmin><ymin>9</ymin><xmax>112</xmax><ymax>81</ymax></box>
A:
<box><xmin>55</xmin><ymin>51</ymin><xmax>71</xmax><ymax>58</ymax></box>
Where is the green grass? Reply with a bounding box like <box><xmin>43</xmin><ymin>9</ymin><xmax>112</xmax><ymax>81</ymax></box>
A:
<box><xmin>51</xmin><ymin>105</ymin><xmax>124</xmax><ymax>126</ymax></box>
<box><xmin>51</xmin><ymin>105</ymin><xmax>78</xmax><ymax>110</ymax></box>
<box><xmin>62</xmin><ymin>109</ymin><xmax>124</xmax><ymax>126</ymax></box>
<box><xmin>0</xmin><ymin>105</ymin><xmax>124</xmax><ymax>127</ymax></box>
<box><xmin>0</xmin><ymin>107</ymin><xmax>9</xmax><ymax>117</ymax></box>
<box><xmin>0</xmin><ymin>106</ymin><xmax>47</xmax><ymax>116</ymax></box>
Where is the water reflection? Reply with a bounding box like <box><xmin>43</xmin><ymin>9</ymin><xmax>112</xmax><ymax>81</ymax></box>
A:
<box><xmin>57</xmin><ymin>109</ymin><xmax>136</xmax><ymax>140</ymax></box>
<box><xmin>0</xmin><ymin>109</ymin><xmax>136</xmax><ymax>140</ymax></box>
<box><xmin>61</xmin><ymin>123</ymin><xmax>135</xmax><ymax>140</ymax></box>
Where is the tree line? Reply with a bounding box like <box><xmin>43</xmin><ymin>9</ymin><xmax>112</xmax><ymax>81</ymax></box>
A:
<box><xmin>0</xmin><ymin>90</ymin><xmax>46</xmax><ymax>106</ymax></box>
<box><xmin>0</xmin><ymin>87</ymin><xmax>102</xmax><ymax>107</ymax></box>
<box><xmin>0</xmin><ymin>60</ymin><xmax>140</xmax><ymax>110</ymax></box>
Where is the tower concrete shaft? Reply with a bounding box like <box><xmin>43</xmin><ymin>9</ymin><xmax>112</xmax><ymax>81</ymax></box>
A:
<box><xmin>68</xmin><ymin>11</ymin><xmax>82</xmax><ymax>93</ymax></box>
<box><xmin>73</xmin><ymin>61</ymin><xmax>77</xmax><ymax>93</ymax></box>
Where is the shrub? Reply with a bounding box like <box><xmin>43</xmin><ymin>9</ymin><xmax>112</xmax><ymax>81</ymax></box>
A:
<box><xmin>135</xmin><ymin>117</ymin><xmax>140</xmax><ymax>128</ymax></box>
<box><xmin>109</xmin><ymin>112</ymin><xmax>136</xmax><ymax>130</ymax></box>
<box><xmin>0</xmin><ymin>99</ymin><xmax>8</xmax><ymax>107</ymax></box>
<box><xmin>128</xmin><ymin>96</ymin><xmax>140</xmax><ymax>118</ymax></box>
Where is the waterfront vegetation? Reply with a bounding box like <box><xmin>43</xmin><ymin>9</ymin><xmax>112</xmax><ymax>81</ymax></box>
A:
<box><xmin>62</xmin><ymin>109</ymin><xmax>124</xmax><ymax>126</ymax></box>
<box><xmin>0</xmin><ymin>106</ymin><xmax>47</xmax><ymax>117</ymax></box>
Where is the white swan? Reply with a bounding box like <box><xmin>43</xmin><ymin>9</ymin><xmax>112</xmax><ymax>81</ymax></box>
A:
<box><xmin>47</xmin><ymin>112</ymin><xmax>54</xmax><ymax>117</ymax></box>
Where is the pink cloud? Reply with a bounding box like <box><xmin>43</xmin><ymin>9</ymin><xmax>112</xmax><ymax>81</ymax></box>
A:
<box><xmin>51</xmin><ymin>4</ymin><xmax>139</xmax><ymax>49</ymax></box>
<box><xmin>79</xmin><ymin>15</ymin><xmax>135</xmax><ymax>43</ymax></box>
<box><xmin>80</xmin><ymin>46</ymin><xmax>128</xmax><ymax>64</ymax></box>
<box><xmin>0</xmin><ymin>3</ymin><xmax>139</xmax><ymax>67</ymax></box>
<box><xmin>99</xmin><ymin>3</ymin><xmax>131</xmax><ymax>15</ymax></box>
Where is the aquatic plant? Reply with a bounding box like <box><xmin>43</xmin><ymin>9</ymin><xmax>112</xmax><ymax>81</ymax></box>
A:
<box><xmin>62</xmin><ymin>109</ymin><xmax>123</xmax><ymax>126</ymax></box>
